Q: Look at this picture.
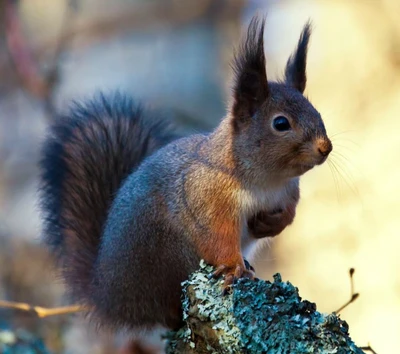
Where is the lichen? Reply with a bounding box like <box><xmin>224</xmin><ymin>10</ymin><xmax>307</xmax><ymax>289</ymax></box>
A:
<box><xmin>0</xmin><ymin>327</ymin><xmax>51</xmax><ymax>354</ymax></box>
<box><xmin>166</xmin><ymin>261</ymin><xmax>365</xmax><ymax>354</ymax></box>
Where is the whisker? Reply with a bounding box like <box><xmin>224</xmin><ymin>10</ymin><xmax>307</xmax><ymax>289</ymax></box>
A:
<box><xmin>330</xmin><ymin>158</ymin><xmax>349</xmax><ymax>201</ymax></box>
<box><xmin>331</xmin><ymin>150</ymin><xmax>353</xmax><ymax>167</ymax></box>
<box><xmin>331</xmin><ymin>138</ymin><xmax>361</xmax><ymax>149</ymax></box>
<box><xmin>329</xmin><ymin>156</ymin><xmax>360</xmax><ymax>199</ymax></box>
<box><xmin>331</xmin><ymin>143</ymin><xmax>358</xmax><ymax>153</ymax></box>
<box><xmin>327</xmin><ymin>159</ymin><xmax>342</xmax><ymax>202</ymax></box>
<box><xmin>329</xmin><ymin>130</ymin><xmax>358</xmax><ymax>138</ymax></box>
<box><xmin>331</xmin><ymin>151</ymin><xmax>363</xmax><ymax>177</ymax></box>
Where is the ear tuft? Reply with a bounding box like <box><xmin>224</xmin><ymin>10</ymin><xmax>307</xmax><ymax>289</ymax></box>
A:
<box><xmin>284</xmin><ymin>21</ymin><xmax>312</xmax><ymax>94</ymax></box>
<box><xmin>231</xmin><ymin>15</ymin><xmax>269</xmax><ymax>125</ymax></box>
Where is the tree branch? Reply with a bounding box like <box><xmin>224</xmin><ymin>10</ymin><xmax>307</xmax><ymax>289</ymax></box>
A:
<box><xmin>0</xmin><ymin>300</ymin><xmax>84</xmax><ymax>318</ymax></box>
<box><xmin>166</xmin><ymin>261</ymin><xmax>366</xmax><ymax>353</ymax></box>
<box><xmin>0</xmin><ymin>264</ymin><xmax>374</xmax><ymax>353</ymax></box>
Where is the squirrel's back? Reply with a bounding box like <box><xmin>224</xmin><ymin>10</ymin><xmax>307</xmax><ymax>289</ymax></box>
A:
<box><xmin>39</xmin><ymin>92</ymin><xmax>180</xmax><ymax>304</ymax></box>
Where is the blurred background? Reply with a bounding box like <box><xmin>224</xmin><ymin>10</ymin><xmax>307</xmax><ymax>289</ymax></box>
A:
<box><xmin>0</xmin><ymin>0</ymin><xmax>399</xmax><ymax>353</ymax></box>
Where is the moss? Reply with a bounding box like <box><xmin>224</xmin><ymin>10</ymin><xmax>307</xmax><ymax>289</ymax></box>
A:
<box><xmin>166</xmin><ymin>261</ymin><xmax>365</xmax><ymax>354</ymax></box>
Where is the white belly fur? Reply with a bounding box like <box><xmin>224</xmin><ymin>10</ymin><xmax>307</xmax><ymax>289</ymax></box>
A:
<box><xmin>238</xmin><ymin>178</ymin><xmax>299</xmax><ymax>263</ymax></box>
<box><xmin>237</xmin><ymin>182</ymin><xmax>293</xmax><ymax>218</ymax></box>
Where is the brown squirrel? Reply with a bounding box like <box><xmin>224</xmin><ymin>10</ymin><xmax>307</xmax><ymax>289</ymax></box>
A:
<box><xmin>39</xmin><ymin>16</ymin><xmax>332</xmax><ymax>333</ymax></box>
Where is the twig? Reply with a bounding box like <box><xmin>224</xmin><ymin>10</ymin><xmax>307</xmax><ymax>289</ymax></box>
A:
<box><xmin>4</xmin><ymin>0</ymin><xmax>78</xmax><ymax>118</ymax></box>
<box><xmin>360</xmin><ymin>344</ymin><xmax>378</xmax><ymax>353</ymax></box>
<box><xmin>334</xmin><ymin>269</ymin><xmax>378</xmax><ymax>353</ymax></box>
<box><xmin>42</xmin><ymin>0</ymin><xmax>79</xmax><ymax>119</ymax></box>
<box><xmin>0</xmin><ymin>300</ymin><xmax>85</xmax><ymax>318</ymax></box>
<box><xmin>335</xmin><ymin>267</ymin><xmax>360</xmax><ymax>313</ymax></box>
<box><xmin>4</xmin><ymin>0</ymin><xmax>48</xmax><ymax>98</ymax></box>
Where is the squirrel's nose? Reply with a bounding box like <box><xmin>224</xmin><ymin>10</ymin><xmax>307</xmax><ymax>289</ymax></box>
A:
<box><xmin>316</xmin><ymin>138</ymin><xmax>332</xmax><ymax>157</ymax></box>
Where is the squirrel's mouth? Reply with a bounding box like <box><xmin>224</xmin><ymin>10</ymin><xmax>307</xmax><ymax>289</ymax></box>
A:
<box><xmin>291</xmin><ymin>151</ymin><xmax>330</xmax><ymax>176</ymax></box>
<box><xmin>317</xmin><ymin>154</ymin><xmax>329</xmax><ymax>165</ymax></box>
<box><xmin>296</xmin><ymin>156</ymin><xmax>328</xmax><ymax>174</ymax></box>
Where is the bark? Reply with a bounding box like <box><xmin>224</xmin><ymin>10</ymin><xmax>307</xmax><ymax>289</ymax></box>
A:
<box><xmin>166</xmin><ymin>261</ymin><xmax>365</xmax><ymax>354</ymax></box>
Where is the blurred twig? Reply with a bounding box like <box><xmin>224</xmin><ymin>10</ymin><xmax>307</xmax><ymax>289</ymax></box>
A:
<box><xmin>334</xmin><ymin>268</ymin><xmax>378</xmax><ymax>353</ymax></box>
<box><xmin>14</xmin><ymin>0</ymin><xmax>215</xmax><ymax>62</ymax></box>
<box><xmin>0</xmin><ymin>300</ymin><xmax>84</xmax><ymax>318</ymax></box>
<box><xmin>4</xmin><ymin>0</ymin><xmax>49</xmax><ymax>98</ymax></box>
<box><xmin>4</xmin><ymin>0</ymin><xmax>78</xmax><ymax>119</ymax></box>
<box><xmin>360</xmin><ymin>344</ymin><xmax>378</xmax><ymax>353</ymax></box>
<box><xmin>42</xmin><ymin>0</ymin><xmax>79</xmax><ymax>118</ymax></box>
<box><xmin>335</xmin><ymin>267</ymin><xmax>360</xmax><ymax>313</ymax></box>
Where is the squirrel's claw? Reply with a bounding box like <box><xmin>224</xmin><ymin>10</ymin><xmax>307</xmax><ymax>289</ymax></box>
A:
<box><xmin>243</xmin><ymin>258</ymin><xmax>255</xmax><ymax>273</ymax></box>
<box><xmin>211</xmin><ymin>264</ymin><xmax>228</xmax><ymax>279</ymax></box>
<box><xmin>212</xmin><ymin>262</ymin><xmax>255</xmax><ymax>295</ymax></box>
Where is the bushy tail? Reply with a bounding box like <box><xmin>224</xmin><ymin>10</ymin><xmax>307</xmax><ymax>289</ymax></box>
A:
<box><xmin>39</xmin><ymin>92</ymin><xmax>180</xmax><ymax>303</ymax></box>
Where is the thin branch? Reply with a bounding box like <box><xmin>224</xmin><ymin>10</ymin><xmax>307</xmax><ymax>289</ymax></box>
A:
<box><xmin>4</xmin><ymin>0</ymin><xmax>48</xmax><ymax>98</ymax></box>
<box><xmin>20</xmin><ymin>0</ymin><xmax>214</xmax><ymax>60</ymax></box>
<box><xmin>335</xmin><ymin>267</ymin><xmax>360</xmax><ymax>313</ymax></box>
<box><xmin>0</xmin><ymin>0</ymin><xmax>215</xmax><ymax>91</ymax></box>
<box><xmin>4</xmin><ymin>0</ymin><xmax>79</xmax><ymax>119</ymax></box>
<box><xmin>334</xmin><ymin>269</ymin><xmax>378</xmax><ymax>352</ymax></box>
<box><xmin>0</xmin><ymin>300</ymin><xmax>85</xmax><ymax>318</ymax></box>
<box><xmin>335</xmin><ymin>293</ymin><xmax>360</xmax><ymax>314</ymax></box>
<box><xmin>42</xmin><ymin>0</ymin><xmax>79</xmax><ymax>119</ymax></box>
<box><xmin>360</xmin><ymin>344</ymin><xmax>378</xmax><ymax>353</ymax></box>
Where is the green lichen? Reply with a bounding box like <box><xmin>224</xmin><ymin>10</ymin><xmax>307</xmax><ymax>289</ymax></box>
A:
<box><xmin>166</xmin><ymin>261</ymin><xmax>365</xmax><ymax>354</ymax></box>
<box><xmin>0</xmin><ymin>328</ymin><xmax>51</xmax><ymax>354</ymax></box>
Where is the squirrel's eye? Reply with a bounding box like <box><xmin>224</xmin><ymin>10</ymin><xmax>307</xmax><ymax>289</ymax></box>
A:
<box><xmin>272</xmin><ymin>116</ymin><xmax>291</xmax><ymax>132</ymax></box>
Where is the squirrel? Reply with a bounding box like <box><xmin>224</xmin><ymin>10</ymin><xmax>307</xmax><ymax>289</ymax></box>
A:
<box><xmin>39</xmin><ymin>16</ymin><xmax>332</xmax><ymax>332</ymax></box>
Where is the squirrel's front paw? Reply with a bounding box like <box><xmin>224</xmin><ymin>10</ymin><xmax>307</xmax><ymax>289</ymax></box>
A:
<box><xmin>212</xmin><ymin>262</ymin><xmax>255</xmax><ymax>294</ymax></box>
<box><xmin>247</xmin><ymin>206</ymin><xmax>294</xmax><ymax>238</ymax></box>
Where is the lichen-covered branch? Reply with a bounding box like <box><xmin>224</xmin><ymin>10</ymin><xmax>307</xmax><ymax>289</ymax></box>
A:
<box><xmin>166</xmin><ymin>261</ymin><xmax>366</xmax><ymax>354</ymax></box>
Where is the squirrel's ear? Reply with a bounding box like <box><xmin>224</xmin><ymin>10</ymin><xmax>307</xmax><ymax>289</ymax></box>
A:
<box><xmin>284</xmin><ymin>21</ymin><xmax>312</xmax><ymax>94</ymax></box>
<box><xmin>231</xmin><ymin>16</ymin><xmax>269</xmax><ymax>126</ymax></box>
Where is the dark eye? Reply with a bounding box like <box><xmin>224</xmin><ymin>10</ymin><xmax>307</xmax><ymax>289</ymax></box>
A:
<box><xmin>272</xmin><ymin>116</ymin><xmax>291</xmax><ymax>132</ymax></box>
